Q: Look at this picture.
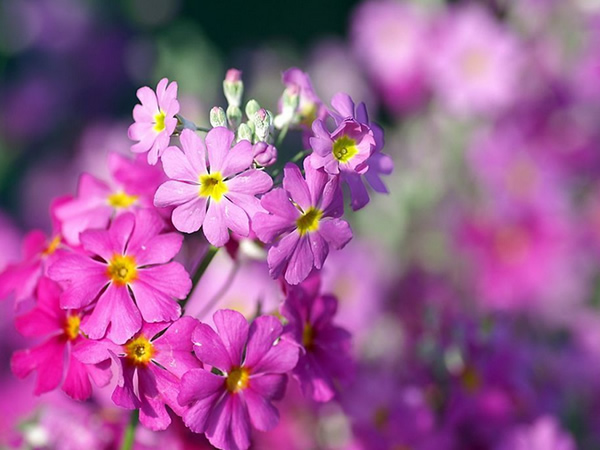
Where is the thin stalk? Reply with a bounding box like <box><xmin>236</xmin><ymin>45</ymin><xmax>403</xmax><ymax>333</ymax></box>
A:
<box><xmin>120</xmin><ymin>409</ymin><xmax>139</xmax><ymax>450</ymax></box>
<box><xmin>181</xmin><ymin>245</ymin><xmax>220</xmax><ymax>310</ymax></box>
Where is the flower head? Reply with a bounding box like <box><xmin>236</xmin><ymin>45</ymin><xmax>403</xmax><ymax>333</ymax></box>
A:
<box><xmin>48</xmin><ymin>209</ymin><xmax>190</xmax><ymax>344</ymax></box>
<box><xmin>128</xmin><ymin>78</ymin><xmax>180</xmax><ymax>165</ymax></box>
<box><xmin>281</xmin><ymin>288</ymin><xmax>353</xmax><ymax>402</ymax></box>
<box><xmin>178</xmin><ymin>309</ymin><xmax>299</xmax><ymax>450</ymax></box>
<box><xmin>253</xmin><ymin>160</ymin><xmax>352</xmax><ymax>285</ymax></box>
<box><xmin>154</xmin><ymin>128</ymin><xmax>273</xmax><ymax>247</ymax></box>
<box><xmin>74</xmin><ymin>317</ymin><xmax>200</xmax><ymax>431</ymax></box>
<box><xmin>11</xmin><ymin>278</ymin><xmax>111</xmax><ymax>400</ymax></box>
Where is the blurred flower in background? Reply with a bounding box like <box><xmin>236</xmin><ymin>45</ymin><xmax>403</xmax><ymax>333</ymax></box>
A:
<box><xmin>2</xmin><ymin>0</ymin><xmax>600</xmax><ymax>449</ymax></box>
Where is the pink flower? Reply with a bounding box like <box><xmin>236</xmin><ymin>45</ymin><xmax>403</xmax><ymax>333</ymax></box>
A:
<box><xmin>48</xmin><ymin>209</ymin><xmax>190</xmax><ymax>344</ymax></box>
<box><xmin>11</xmin><ymin>278</ymin><xmax>111</xmax><ymax>400</ymax></box>
<box><xmin>497</xmin><ymin>416</ymin><xmax>576</xmax><ymax>450</ymax></box>
<box><xmin>429</xmin><ymin>5</ymin><xmax>523</xmax><ymax>116</ymax></box>
<box><xmin>281</xmin><ymin>288</ymin><xmax>353</xmax><ymax>402</ymax></box>
<box><xmin>154</xmin><ymin>128</ymin><xmax>273</xmax><ymax>247</ymax></box>
<box><xmin>54</xmin><ymin>153</ymin><xmax>165</xmax><ymax>246</ymax></box>
<box><xmin>128</xmin><ymin>78</ymin><xmax>180</xmax><ymax>165</ymax></box>
<box><xmin>178</xmin><ymin>309</ymin><xmax>299</xmax><ymax>450</ymax></box>
<box><xmin>74</xmin><ymin>318</ymin><xmax>201</xmax><ymax>431</ymax></box>
<box><xmin>253</xmin><ymin>160</ymin><xmax>352</xmax><ymax>285</ymax></box>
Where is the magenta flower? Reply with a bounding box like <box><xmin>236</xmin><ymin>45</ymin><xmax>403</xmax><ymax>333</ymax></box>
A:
<box><xmin>128</xmin><ymin>78</ymin><xmax>180</xmax><ymax>165</ymax></box>
<box><xmin>48</xmin><ymin>209</ymin><xmax>190</xmax><ymax>344</ymax></box>
<box><xmin>253</xmin><ymin>160</ymin><xmax>352</xmax><ymax>285</ymax></box>
<box><xmin>154</xmin><ymin>128</ymin><xmax>273</xmax><ymax>246</ymax></box>
<box><xmin>75</xmin><ymin>317</ymin><xmax>200</xmax><ymax>431</ymax></box>
<box><xmin>11</xmin><ymin>277</ymin><xmax>111</xmax><ymax>400</ymax></box>
<box><xmin>498</xmin><ymin>416</ymin><xmax>576</xmax><ymax>450</ymax></box>
<box><xmin>178</xmin><ymin>309</ymin><xmax>299</xmax><ymax>450</ymax></box>
<box><xmin>55</xmin><ymin>153</ymin><xmax>165</xmax><ymax>246</ymax></box>
<box><xmin>309</xmin><ymin>117</ymin><xmax>375</xmax><ymax>177</ymax></box>
<box><xmin>281</xmin><ymin>289</ymin><xmax>353</xmax><ymax>402</ymax></box>
<box><xmin>327</xmin><ymin>92</ymin><xmax>393</xmax><ymax>210</ymax></box>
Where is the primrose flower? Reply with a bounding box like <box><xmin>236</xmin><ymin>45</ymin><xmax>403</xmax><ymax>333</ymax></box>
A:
<box><xmin>0</xmin><ymin>196</ymin><xmax>68</xmax><ymax>305</ymax></box>
<box><xmin>327</xmin><ymin>92</ymin><xmax>393</xmax><ymax>210</ymax></box>
<box><xmin>154</xmin><ymin>128</ymin><xmax>273</xmax><ymax>247</ymax></box>
<box><xmin>128</xmin><ymin>78</ymin><xmax>180</xmax><ymax>165</ymax></box>
<box><xmin>178</xmin><ymin>309</ymin><xmax>299</xmax><ymax>450</ymax></box>
<box><xmin>253</xmin><ymin>160</ymin><xmax>352</xmax><ymax>285</ymax></box>
<box><xmin>281</xmin><ymin>289</ymin><xmax>353</xmax><ymax>402</ymax></box>
<box><xmin>55</xmin><ymin>153</ymin><xmax>165</xmax><ymax>246</ymax></box>
<box><xmin>75</xmin><ymin>317</ymin><xmax>200</xmax><ymax>431</ymax></box>
<box><xmin>11</xmin><ymin>278</ymin><xmax>111</xmax><ymax>400</ymax></box>
<box><xmin>48</xmin><ymin>209</ymin><xmax>190</xmax><ymax>344</ymax></box>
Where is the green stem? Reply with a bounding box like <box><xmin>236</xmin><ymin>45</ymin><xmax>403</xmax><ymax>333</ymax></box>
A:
<box><xmin>120</xmin><ymin>409</ymin><xmax>139</xmax><ymax>450</ymax></box>
<box><xmin>196</xmin><ymin>126</ymin><xmax>211</xmax><ymax>132</ymax></box>
<box><xmin>276</xmin><ymin>123</ymin><xmax>289</xmax><ymax>147</ymax></box>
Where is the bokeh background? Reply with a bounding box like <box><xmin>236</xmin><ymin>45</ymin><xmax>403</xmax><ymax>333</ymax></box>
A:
<box><xmin>3</xmin><ymin>0</ymin><xmax>600</xmax><ymax>448</ymax></box>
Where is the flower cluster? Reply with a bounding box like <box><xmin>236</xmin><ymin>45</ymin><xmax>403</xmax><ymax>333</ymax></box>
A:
<box><xmin>0</xmin><ymin>69</ymin><xmax>391</xmax><ymax>449</ymax></box>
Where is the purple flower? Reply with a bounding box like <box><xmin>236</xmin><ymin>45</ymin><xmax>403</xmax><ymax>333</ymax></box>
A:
<box><xmin>253</xmin><ymin>160</ymin><xmax>353</xmax><ymax>285</ymax></box>
<box><xmin>154</xmin><ymin>128</ymin><xmax>273</xmax><ymax>247</ymax></box>
<box><xmin>281</xmin><ymin>288</ymin><xmax>353</xmax><ymax>402</ymax></box>
<box><xmin>497</xmin><ymin>416</ymin><xmax>576</xmax><ymax>450</ymax></box>
<box><xmin>74</xmin><ymin>318</ymin><xmax>200</xmax><ymax>431</ymax></box>
<box><xmin>128</xmin><ymin>78</ymin><xmax>180</xmax><ymax>165</ymax></box>
<box><xmin>326</xmin><ymin>92</ymin><xmax>393</xmax><ymax>210</ymax></box>
<box><xmin>178</xmin><ymin>309</ymin><xmax>299</xmax><ymax>450</ymax></box>
<box><xmin>48</xmin><ymin>209</ymin><xmax>190</xmax><ymax>344</ymax></box>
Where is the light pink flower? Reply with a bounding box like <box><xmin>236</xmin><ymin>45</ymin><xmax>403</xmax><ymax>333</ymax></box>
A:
<box><xmin>154</xmin><ymin>128</ymin><xmax>273</xmax><ymax>247</ymax></box>
<box><xmin>128</xmin><ymin>78</ymin><xmax>180</xmax><ymax>165</ymax></box>
<box><xmin>48</xmin><ymin>209</ymin><xmax>190</xmax><ymax>344</ymax></box>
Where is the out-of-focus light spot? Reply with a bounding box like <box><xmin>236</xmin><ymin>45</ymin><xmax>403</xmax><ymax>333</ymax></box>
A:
<box><xmin>124</xmin><ymin>38</ymin><xmax>157</xmax><ymax>83</ymax></box>
<box><xmin>129</xmin><ymin>0</ymin><xmax>181</xmax><ymax>26</ymax></box>
<box><xmin>0</xmin><ymin>0</ymin><xmax>41</xmax><ymax>54</ymax></box>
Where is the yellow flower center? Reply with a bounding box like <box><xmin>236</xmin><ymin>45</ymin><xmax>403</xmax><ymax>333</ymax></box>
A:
<box><xmin>373</xmin><ymin>406</ymin><xmax>390</xmax><ymax>430</ymax></box>
<box><xmin>107</xmin><ymin>191</ymin><xmax>138</xmax><ymax>209</ymax></box>
<box><xmin>299</xmin><ymin>102</ymin><xmax>318</xmax><ymax>128</ymax></box>
<box><xmin>124</xmin><ymin>335</ymin><xmax>156</xmax><ymax>366</ymax></box>
<box><xmin>42</xmin><ymin>235</ymin><xmax>61</xmax><ymax>257</ymax></box>
<box><xmin>199</xmin><ymin>172</ymin><xmax>228</xmax><ymax>202</ymax></box>
<box><xmin>225</xmin><ymin>366</ymin><xmax>250</xmax><ymax>393</ymax></box>
<box><xmin>494</xmin><ymin>225</ymin><xmax>530</xmax><ymax>264</ymax></box>
<box><xmin>460</xmin><ymin>365</ymin><xmax>481</xmax><ymax>393</ymax></box>
<box><xmin>332</xmin><ymin>135</ymin><xmax>359</xmax><ymax>163</ymax></box>
<box><xmin>63</xmin><ymin>315</ymin><xmax>80</xmax><ymax>341</ymax></box>
<box><xmin>107</xmin><ymin>254</ymin><xmax>138</xmax><ymax>286</ymax></box>
<box><xmin>461</xmin><ymin>48</ymin><xmax>489</xmax><ymax>79</ymax></box>
<box><xmin>153</xmin><ymin>110</ymin><xmax>166</xmax><ymax>132</ymax></box>
<box><xmin>302</xmin><ymin>322</ymin><xmax>316</xmax><ymax>350</ymax></box>
<box><xmin>296</xmin><ymin>207</ymin><xmax>322</xmax><ymax>236</ymax></box>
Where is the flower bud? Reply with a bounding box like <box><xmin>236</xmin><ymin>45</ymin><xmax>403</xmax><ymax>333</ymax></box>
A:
<box><xmin>274</xmin><ymin>85</ymin><xmax>299</xmax><ymax>129</ymax></box>
<box><xmin>245</xmin><ymin>99</ymin><xmax>261</xmax><ymax>120</ymax></box>
<box><xmin>226</xmin><ymin>105</ymin><xmax>242</xmax><ymax>129</ymax></box>
<box><xmin>237</xmin><ymin>123</ymin><xmax>253</xmax><ymax>142</ymax></box>
<box><xmin>252</xmin><ymin>141</ymin><xmax>277</xmax><ymax>167</ymax></box>
<box><xmin>253</xmin><ymin>108</ymin><xmax>273</xmax><ymax>142</ymax></box>
<box><xmin>223</xmin><ymin>68</ymin><xmax>244</xmax><ymax>108</ymax></box>
<box><xmin>210</xmin><ymin>106</ymin><xmax>227</xmax><ymax>128</ymax></box>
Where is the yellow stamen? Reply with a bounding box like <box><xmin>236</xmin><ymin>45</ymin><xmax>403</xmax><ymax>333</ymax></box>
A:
<box><xmin>42</xmin><ymin>235</ymin><xmax>61</xmax><ymax>256</ymax></box>
<box><xmin>460</xmin><ymin>365</ymin><xmax>481</xmax><ymax>393</ymax></box>
<box><xmin>124</xmin><ymin>335</ymin><xmax>156</xmax><ymax>366</ymax></box>
<box><xmin>225</xmin><ymin>366</ymin><xmax>250</xmax><ymax>393</ymax></box>
<box><xmin>153</xmin><ymin>110</ymin><xmax>166</xmax><ymax>132</ymax></box>
<box><xmin>108</xmin><ymin>191</ymin><xmax>138</xmax><ymax>209</ymax></box>
<box><xmin>299</xmin><ymin>102</ymin><xmax>318</xmax><ymax>128</ymax></box>
<box><xmin>107</xmin><ymin>254</ymin><xmax>138</xmax><ymax>286</ymax></box>
<box><xmin>302</xmin><ymin>322</ymin><xmax>316</xmax><ymax>350</ymax></box>
<box><xmin>64</xmin><ymin>315</ymin><xmax>81</xmax><ymax>341</ymax></box>
<box><xmin>332</xmin><ymin>135</ymin><xmax>359</xmax><ymax>163</ymax></box>
<box><xmin>199</xmin><ymin>172</ymin><xmax>228</xmax><ymax>202</ymax></box>
<box><xmin>296</xmin><ymin>207</ymin><xmax>322</xmax><ymax>236</ymax></box>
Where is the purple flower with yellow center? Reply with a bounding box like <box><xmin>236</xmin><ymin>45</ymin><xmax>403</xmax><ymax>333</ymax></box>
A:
<box><xmin>253</xmin><ymin>160</ymin><xmax>353</xmax><ymax>285</ymax></box>
<box><xmin>11</xmin><ymin>277</ymin><xmax>112</xmax><ymax>400</ymax></box>
<box><xmin>74</xmin><ymin>317</ymin><xmax>200</xmax><ymax>431</ymax></box>
<box><xmin>128</xmin><ymin>78</ymin><xmax>180</xmax><ymax>165</ymax></box>
<box><xmin>154</xmin><ymin>128</ymin><xmax>273</xmax><ymax>247</ymax></box>
<box><xmin>327</xmin><ymin>92</ymin><xmax>393</xmax><ymax>210</ymax></box>
<box><xmin>48</xmin><ymin>209</ymin><xmax>191</xmax><ymax>344</ymax></box>
<box><xmin>178</xmin><ymin>309</ymin><xmax>299</xmax><ymax>450</ymax></box>
<box><xmin>281</xmin><ymin>289</ymin><xmax>353</xmax><ymax>402</ymax></box>
<box><xmin>309</xmin><ymin>117</ymin><xmax>375</xmax><ymax>177</ymax></box>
